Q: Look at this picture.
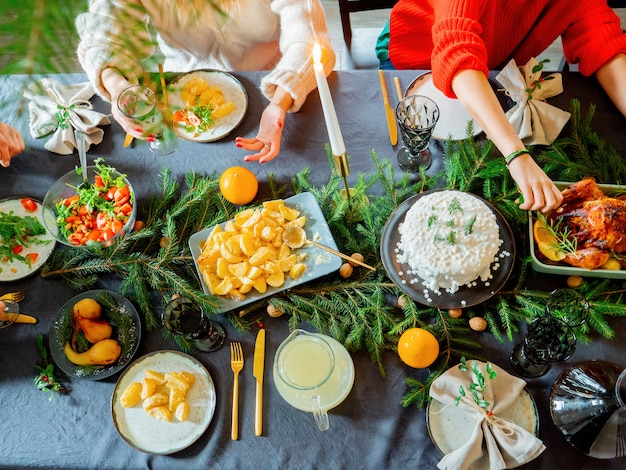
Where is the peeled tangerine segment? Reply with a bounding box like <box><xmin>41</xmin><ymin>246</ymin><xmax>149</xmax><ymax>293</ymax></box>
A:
<box><xmin>175</xmin><ymin>402</ymin><xmax>190</xmax><ymax>422</ymax></box>
<box><xmin>141</xmin><ymin>378</ymin><xmax>160</xmax><ymax>399</ymax></box>
<box><xmin>145</xmin><ymin>369</ymin><xmax>165</xmax><ymax>384</ymax></box>
<box><xmin>169</xmin><ymin>387</ymin><xmax>186</xmax><ymax>412</ymax></box>
<box><xmin>120</xmin><ymin>382</ymin><xmax>142</xmax><ymax>408</ymax></box>
<box><xmin>148</xmin><ymin>406</ymin><xmax>173</xmax><ymax>422</ymax></box>
<box><xmin>143</xmin><ymin>392</ymin><xmax>168</xmax><ymax>411</ymax></box>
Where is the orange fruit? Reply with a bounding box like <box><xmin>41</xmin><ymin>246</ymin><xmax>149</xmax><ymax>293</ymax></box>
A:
<box><xmin>533</xmin><ymin>219</ymin><xmax>565</xmax><ymax>262</ymax></box>
<box><xmin>397</xmin><ymin>327</ymin><xmax>439</xmax><ymax>369</ymax></box>
<box><xmin>219</xmin><ymin>166</ymin><xmax>259</xmax><ymax>205</ymax></box>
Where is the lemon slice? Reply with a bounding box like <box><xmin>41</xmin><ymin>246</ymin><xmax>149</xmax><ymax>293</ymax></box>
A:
<box><xmin>533</xmin><ymin>219</ymin><xmax>566</xmax><ymax>262</ymax></box>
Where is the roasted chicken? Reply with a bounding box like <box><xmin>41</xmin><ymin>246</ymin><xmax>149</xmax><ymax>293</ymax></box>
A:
<box><xmin>547</xmin><ymin>178</ymin><xmax>626</xmax><ymax>269</ymax></box>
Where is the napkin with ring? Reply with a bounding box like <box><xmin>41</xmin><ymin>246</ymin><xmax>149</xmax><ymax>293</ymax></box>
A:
<box><xmin>430</xmin><ymin>361</ymin><xmax>545</xmax><ymax>470</ymax></box>
<box><xmin>496</xmin><ymin>57</ymin><xmax>570</xmax><ymax>146</ymax></box>
<box><xmin>23</xmin><ymin>78</ymin><xmax>110</xmax><ymax>155</ymax></box>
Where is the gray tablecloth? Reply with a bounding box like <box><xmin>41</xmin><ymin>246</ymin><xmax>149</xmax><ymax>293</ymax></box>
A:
<box><xmin>0</xmin><ymin>70</ymin><xmax>625</xmax><ymax>470</ymax></box>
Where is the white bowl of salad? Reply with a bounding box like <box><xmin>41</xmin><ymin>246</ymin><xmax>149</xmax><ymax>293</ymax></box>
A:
<box><xmin>42</xmin><ymin>159</ymin><xmax>137</xmax><ymax>247</ymax></box>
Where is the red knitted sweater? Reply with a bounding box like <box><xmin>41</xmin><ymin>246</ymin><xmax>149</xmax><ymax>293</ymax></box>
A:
<box><xmin>389</xmin><ymin>0</ymin><xmax>626</xmax><ymax>98</ymax></box>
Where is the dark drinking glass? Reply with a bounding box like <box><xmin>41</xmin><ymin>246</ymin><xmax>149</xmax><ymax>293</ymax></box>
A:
<box><xmin>551</xmin><ymin>360</ymin><xmax>626</xmax><ymax>459</ymax></box>
<box><xmin>163</xmin><ymin>296</ymin><xmax>225</xmax><ymax>352</ymax></box>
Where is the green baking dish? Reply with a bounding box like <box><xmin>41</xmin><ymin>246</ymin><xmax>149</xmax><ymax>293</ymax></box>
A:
<box><xmin>528</xmin><ymin>181</ymin><xmax>626</xmax><ymax>278</ymax></box>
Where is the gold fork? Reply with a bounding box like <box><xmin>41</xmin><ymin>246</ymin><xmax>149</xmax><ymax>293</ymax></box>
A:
<box><xmin>0</xmin><ymin>291</ymin><xmax>25</xmax><ymax>303</ymax></box>
<box><xmin>230</xmin><ymin>342</ymin><xmax>244</xmax><ymax>440</ymax></box>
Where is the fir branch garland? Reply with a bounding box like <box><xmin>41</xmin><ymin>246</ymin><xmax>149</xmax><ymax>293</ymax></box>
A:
<box><xmin>40</xmin><ymin>100</ymin><xmax>626</xmax><ymax>409</ymax></box>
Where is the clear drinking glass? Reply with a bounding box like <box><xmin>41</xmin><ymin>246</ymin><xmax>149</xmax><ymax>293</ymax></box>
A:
<box><xmin>162</xmin><ymin>296</ymin><xmax>225</xmax><ymax>352</ymax></box>
<box><xmin>395</xmin><ymin>95</ymin><xmax>439</xmax><ymax>172</ymax></box>
<box><xmin>117</xmin><ymin>85</ymin><xmax>177</xmax><ymax>156</ymax></box>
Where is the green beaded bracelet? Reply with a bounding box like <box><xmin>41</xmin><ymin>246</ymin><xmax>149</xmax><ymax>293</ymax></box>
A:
<box><xmin>505</xmin><ymin>149</ymin><xmax>530</xmax><ymax>166</ymax></box>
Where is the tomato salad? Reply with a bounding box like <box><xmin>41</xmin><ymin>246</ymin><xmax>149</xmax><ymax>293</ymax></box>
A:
<box><xmin>55</xmin><ymin>160</ymin><xmax>135</xmax><ymax>246</ymax></box>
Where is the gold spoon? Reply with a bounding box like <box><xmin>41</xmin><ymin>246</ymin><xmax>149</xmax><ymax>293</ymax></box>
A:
<box><xmin>282</xmin><ymin>225</ymin><xmax>376</xmax><ymax>271</ymax></box>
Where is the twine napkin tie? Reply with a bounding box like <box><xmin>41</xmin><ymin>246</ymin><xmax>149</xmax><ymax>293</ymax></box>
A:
<box><xmin>496</xmin><ymin>58</ymin><xmax>570</xmax><ymax>146</ymax></box>
<box><xmin>430</xmin><ymin>361</ymin><xmax>545</xmax><ymax>470</ymax></box>
<box><xmin>23</xmin><ymin>78</ymin><xmax>111</xmax><ymax>155</ymax></box>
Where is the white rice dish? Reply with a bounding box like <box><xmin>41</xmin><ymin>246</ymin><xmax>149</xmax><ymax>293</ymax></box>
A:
<box><xmin>396</xmin><ymin>190</ymin><xmax>503</xmax><ymax>294</ymax></box>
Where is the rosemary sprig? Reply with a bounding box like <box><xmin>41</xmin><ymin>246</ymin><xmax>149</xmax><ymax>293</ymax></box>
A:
<box><xmin>536</xmin><ymin>212</ymin><xmax>578</xmax><ymax>256</ymax></box>
<box><xmin>34</xmin><ymin>334</ymin><xmax>66</xmax><ymax>400</ymax></box>
<box><xmin>455</xmin><ymin>357</ymin><xmax>497</xmax><ymax>411</ymax></box>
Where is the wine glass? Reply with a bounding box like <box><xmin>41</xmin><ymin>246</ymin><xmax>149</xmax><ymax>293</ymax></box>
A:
<box><xmin>395</xmin><ymin>95</ymin><xmax>439</xmax><ymax>172</ymax></box>
<box><xmin>510</xmin><ymin>289</ymin><xmax>589</xmax><ymax>378</ymax></box>
<box><xmin>117</xmin><ymin>84</ymin><xmax>178</xmax><ymax>156</ymax></box>
<box><xmin>162</xmin><ymin>296</ymin><xmax>225</xmax><ymax>352</ymax></box>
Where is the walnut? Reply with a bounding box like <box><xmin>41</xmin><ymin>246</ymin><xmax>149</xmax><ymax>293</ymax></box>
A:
<box><xmin>348</xmin><ymin>253</ymin><xmax>365</xmax><ymax>267</ymax></box>
<box><xmin>567</xmin><ymin>276</ymin><xmax>583</xmax><ymax>289</ymax></box>
<box><xmin>448</xmin><ymin>308</ymin><xmax>463</xmax><ymax>319</ymax></box>
<box><xmin>266</xmin><ymin>304</ymin><xmax>284</xmax><ymax>318</ymax></box>
<box><xmin>469</xmin><ymin>317</ymin><xmax>487</xmax><ymax>332</ymax></box>
<box><xmin>396</xmin><ymin>295</ymin><xmax>408</xmax><ymax>309</ymax></box>
<box><xmin>339</xmin><ymin>263</ymin><xmax>353</xmax><ymax>278</ymax></box>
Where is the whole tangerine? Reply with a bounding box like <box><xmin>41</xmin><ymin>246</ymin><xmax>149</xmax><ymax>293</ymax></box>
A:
<box><xmin>397</xmin><ymin>327</ymin><xmax>440</xmax><ymax>369</ymax></box>
<box><xmin>219</xmin><ymin>166</ymin><xmax>259</xmax><ymax>205</ymax></box>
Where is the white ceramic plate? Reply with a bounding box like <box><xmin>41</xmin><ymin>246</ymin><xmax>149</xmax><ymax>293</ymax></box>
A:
<box><xmin>111</xmin><ymin>351</ymin><xmax>216</xmax><ymax>455</ymax></box>
<box><xmin>405</xmin><ymin>72</ymin><xmax>482</xmax><ymax>141</ymax></box>
<box><xmin>190</xmin><ymin>192</ymin><xmax>342</xmax><ymax>313</ymax></box>
<box><xmin>169</xmin><ymin>70</ymin><xmax>247</xmax><ymax>142</ymax></box>
<box><xmin>427</xmin><ymin>388</ymin><xmax>539</xmax><ymax>456</ymax></box>
<box><xmin>0</xmin><ymin>197</ymin><xmax>56</xmax><ymax>282</ymax></box>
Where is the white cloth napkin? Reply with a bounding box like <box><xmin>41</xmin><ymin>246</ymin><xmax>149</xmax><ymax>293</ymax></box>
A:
<box><xmin>496</xmin><ymin>58</ymin><xmax>570</xmax><ymax>146</ymax></box>
<box><xmin>23</xmin><ymin>78</ymin><xmax>111</xmax><ymax>155</ymax></box>
<box><xmin>430</xmin><ymin>361</ymin><xmax>545</xmax><ymax>470</ymax></box>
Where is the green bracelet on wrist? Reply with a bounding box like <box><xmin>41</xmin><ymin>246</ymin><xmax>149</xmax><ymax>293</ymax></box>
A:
<box><xmin>505</xmin><ymin>149</ymin><xmax>530</xmax><ymax>166</ymax></box>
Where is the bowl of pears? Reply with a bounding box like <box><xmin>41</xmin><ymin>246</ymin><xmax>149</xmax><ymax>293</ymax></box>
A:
<box><xmin>49</xmin><ymin>290</ymin><xmax>142</xmax><ymax>380</ymax></box>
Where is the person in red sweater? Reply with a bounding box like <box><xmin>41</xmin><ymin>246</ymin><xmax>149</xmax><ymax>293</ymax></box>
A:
<box><xmin>388</xmin><ymin>0</ymin><xmax>626</xmax><ymax>213</ymax></box>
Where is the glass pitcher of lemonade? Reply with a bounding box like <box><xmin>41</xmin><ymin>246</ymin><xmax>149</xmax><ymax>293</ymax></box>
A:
<box><xmin>273</xmin><ymin>329</ymin><xmax>355</xmax><ymax>431</ymax></box>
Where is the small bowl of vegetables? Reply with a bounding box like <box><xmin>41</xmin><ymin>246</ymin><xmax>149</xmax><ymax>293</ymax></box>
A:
<box><xmin>42</xmin><ymin>159</ymin><xmax>137</xmax><ymax>248</ymax></box>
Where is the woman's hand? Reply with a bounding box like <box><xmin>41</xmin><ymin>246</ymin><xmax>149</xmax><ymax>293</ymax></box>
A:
<box><xmin>236</xmin><ymin>102</ymin><xmax>286</xmax><ymax>163</ymax></box>
<box><xmin>0</xmin><ymin>122</ymin><xmax>25</xmax><ymax>167</ymax></box>
<box><xmin>507</xmin><ymin>153</ymin><xmax>563</xmax><ymax>213</ymax></box>
<box><xmin>236</xmin><ymin>86</ymin><xmax>293</xmax><ymax>164</ymax></box>
<box><xmin>101</xmin><ymin>68</ymin><xmax>150</xmax><ymax>140</ymax></box>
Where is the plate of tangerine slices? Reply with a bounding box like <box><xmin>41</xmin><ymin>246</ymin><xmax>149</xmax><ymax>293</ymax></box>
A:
<box><xmin>189</xmin><ymin>193</ymin><xmax>342</xmax><ymax>313</ymax></box>
<box><xmin>111</xmin><ymin>350</ymin><xmax>216</xmax><ymax>454</ymax></box>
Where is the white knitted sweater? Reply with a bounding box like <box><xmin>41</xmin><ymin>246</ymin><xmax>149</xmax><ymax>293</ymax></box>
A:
<box><xmin>76</xmin><ymin>0</ymin><xmax>335</xmax><ymax>111</ymax></box>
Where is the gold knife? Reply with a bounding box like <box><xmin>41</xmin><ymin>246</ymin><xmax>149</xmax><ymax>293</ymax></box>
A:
<box><xmin>253</xmin><ymin>328</ymin><xmax>266</xmax><ymax>436</ymax></box>
<box><xmin>123</xmin><ymin>133</ymin><xmax>134</xmax><ymax>148</ymax></box>
<box><xmin>378</xmin><ymin>70</ymin><xmax>398</xmax><ymax>146</ymax></box>
<box><xmin>0</xmin><ymin>312</ymin><xmax>37</xmax><ymax>324</ymax></box>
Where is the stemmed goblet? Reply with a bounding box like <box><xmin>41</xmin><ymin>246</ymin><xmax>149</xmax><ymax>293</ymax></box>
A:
<box><xmin>395</xmin><ymin>95</ymin><xmax>439</xmax><ymax>172</ymax></box>
<box><xmin>162</xmin><ymin>296</ymin><xmax>225</xmax><ymax>352</ymax></box>
<box><xmin>117</xmin><ymin>84</ymin><xmax>178</xmax><ymax>156</ymax></box>
<box><xmin>510</xmin><ymin>288</ymin><xmax>589</xmax><ymax>377</ymax></box>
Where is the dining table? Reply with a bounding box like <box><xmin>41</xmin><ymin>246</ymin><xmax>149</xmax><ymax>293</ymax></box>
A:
<box><xmin>1</xmin><ymin>68</ymin><xmax>626</xmax><ymax>470</ymax></box>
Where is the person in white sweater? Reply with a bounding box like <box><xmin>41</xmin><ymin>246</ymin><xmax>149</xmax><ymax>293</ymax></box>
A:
<box><xmin>0</xmin><ymin>122</ymin><xmax>24</xmax><ymax>167</ymax></box>
<box><xmin>76</xmin><ymin>0</ymin><xmax>336</xmax><ymax>163</ymax></box>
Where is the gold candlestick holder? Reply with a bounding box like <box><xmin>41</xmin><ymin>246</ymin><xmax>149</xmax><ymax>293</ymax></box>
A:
<box><xmin>333</xmin><ymin>152</ymin><xmax>351</xmax><ymax>200</ymax></box>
